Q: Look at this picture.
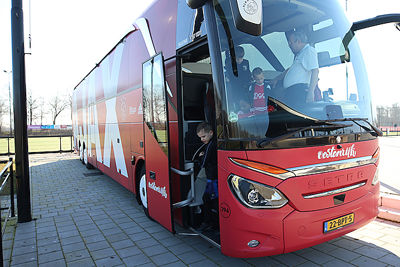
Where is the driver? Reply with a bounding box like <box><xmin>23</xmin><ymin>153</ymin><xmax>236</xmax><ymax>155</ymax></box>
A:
<box><xmin>271</xmin><ymin>30</ymin><xmax>319</xmax><ymax>104</ymax></box>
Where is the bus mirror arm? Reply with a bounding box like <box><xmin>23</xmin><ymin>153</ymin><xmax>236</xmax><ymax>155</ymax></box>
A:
<box><xmin>351</xmin><ymin>14</ymin><xmax>400</xmax><ymax>31</ymax></box>
<box><xmin>171</xmin><ymin>162</ymin><xmax>195</xmax><ymax>209</ymax></box>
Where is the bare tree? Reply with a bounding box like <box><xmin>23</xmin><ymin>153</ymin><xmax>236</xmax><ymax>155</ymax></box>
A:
<box><xmin>376</xmin><ymin>106</ymin><xmax>386</xmax><ymax>127</ymax></box>
<box><xmin>27</xmin><ymin>90</ymin><xmax>39</xmax><ymax>125</ymax></box>
<box><xmin>48</xmin><ymin>94</ymin><xmax>68</xmax><ymax>125</ymax></box>
<box><xmin>0</xmin><ymin>99</ymin><xmax>5</xmax><ymax>133</ymax></box>
<box><xmin>376</xmin><ymin>103</ymin><xmax>400</xmax><ymax>127</ymax></box>
<box><xmin>68</xmin><ymin>93</ymin><xmax>73</xmax><ymax>121</ymax></box>
<box><xmin>391</xmin><ymin>103</ymin><xmax>400</xmax><ymax>127</ymax></box>
<box><xmin>38</xmin><ymin>97</ymin><xmax>46</xmax><ymax>125</ymax></box>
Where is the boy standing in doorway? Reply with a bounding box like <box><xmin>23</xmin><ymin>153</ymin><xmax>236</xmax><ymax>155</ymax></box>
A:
<box><xmin>189</xmin><ymin>122</ymin><xmax>217</xmax><ymax>213</ymax></box>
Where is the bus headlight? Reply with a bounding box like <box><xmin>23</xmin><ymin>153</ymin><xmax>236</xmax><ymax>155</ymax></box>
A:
<box><xmin>229</xmin><ymin>175</ymin><xmax>288</xmax><ymax>208</ymax></box>
<box><xmin>372</xmin><ymin>168</ymin><xmax>379</xmax><ymax>186</ymax></box>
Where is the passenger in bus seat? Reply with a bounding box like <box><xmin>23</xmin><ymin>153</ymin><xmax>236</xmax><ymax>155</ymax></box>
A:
<box><xmin>225</xmin><ymin>46</ymin><xmax>251</xmax><ymax>89</ymax></box>
<box><xmin>225</xmin><ymin>46</ymin><xmax>251</xmax><ymax>109</ymax></box>
<box><xmin>188</xmin><ymin>122</ymin><xmax>217</xmax><ymax>214</ymax></box>
<box><xmin>248</xmin><ymin>67</ymin><xmax>272</xmax><ymax>115</ymax></box>
<box><xmin>271</xmin><ymin>30</ymin><xmax>319</xmax><ymax>105</ymax></box>
<box><xmin>237</xmin><ymin>99</ymin><xmax>255</xmax><ymax>119</ymax></box>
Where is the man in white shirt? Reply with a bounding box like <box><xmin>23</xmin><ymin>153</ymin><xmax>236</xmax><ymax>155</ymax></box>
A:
<box><xmin>272</xmin><ymin>30</ymin><xmax>319</xmax><ymax>104</ymax></box>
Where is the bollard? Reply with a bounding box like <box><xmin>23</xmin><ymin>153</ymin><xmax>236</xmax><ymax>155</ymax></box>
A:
<box><xmin>10</xmin><ymin>158</ymin><xmax>15</xmax><ymax>217</ymax></box>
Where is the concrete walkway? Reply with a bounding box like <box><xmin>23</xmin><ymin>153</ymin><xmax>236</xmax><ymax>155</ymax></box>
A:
<box><xmin>2</xmin><ymin>153</ymin><xmax>400</xmax><ymax>266</ymax></box>
<box><xmin>379</xmin><ymin>136</ymin><xmax>400</xmax><ymax>196</ymax></box>
<box><xmin>377</xmin><ymin>137</ymin><xmax>400</xmax><ymax>223</ymax></box>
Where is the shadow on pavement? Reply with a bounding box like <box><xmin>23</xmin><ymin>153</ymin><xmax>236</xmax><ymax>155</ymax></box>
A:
<box><xmin>2</xmin><ymin>154</ymin><xmax>399</xmax><ymax>266</ymax></box>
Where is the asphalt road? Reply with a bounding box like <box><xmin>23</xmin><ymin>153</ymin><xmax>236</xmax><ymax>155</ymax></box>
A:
<box><xmin>379</xmin><ymin>136</ymin><xmax>400</xmax><ymax>195</ymax></box>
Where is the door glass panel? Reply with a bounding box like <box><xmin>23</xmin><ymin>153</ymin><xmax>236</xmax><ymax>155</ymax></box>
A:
<box><xmin>143</xmin><ymin>60</ymin><xmax>153</xmax><ymax>130</ymax></box>
<box><xmin>142</xmin><ymin>54</ymin><xmax>169</xmax><ymax>155</ymax></box>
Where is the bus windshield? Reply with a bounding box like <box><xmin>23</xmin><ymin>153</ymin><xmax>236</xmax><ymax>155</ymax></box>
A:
<box><xmin>213</xmin><ymin>0</ymin><xmax>375</xmax><ymax>148</ymax></box>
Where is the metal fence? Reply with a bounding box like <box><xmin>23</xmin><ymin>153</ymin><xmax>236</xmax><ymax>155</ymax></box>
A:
<box><xmin>0</xmin><ymin>135</ymin><xmax>74</xmax><ymax>156</ymax></box>
<box><xmin>381</xmin><ymin>130</ymin><xmax>400</xmax><ymax>136</ymax></box>
<box><xmin>379</xmin><ymin>126</ymin><xmax>400</xmax><ymax>136</ymax></box>
<box><xmin>0</xmin><ymin>158</ymin><xmax>15</xmax><ymax>267</ymax></box>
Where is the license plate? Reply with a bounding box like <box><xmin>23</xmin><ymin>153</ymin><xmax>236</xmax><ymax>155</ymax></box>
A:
<box><xmin>323</xmin><ymin>213</ymin><xmax>354</xmax><ymax>233</ymax></box>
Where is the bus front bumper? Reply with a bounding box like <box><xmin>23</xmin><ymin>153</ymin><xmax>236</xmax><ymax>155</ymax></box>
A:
<box><xmin>220</xmin><ymin>184</ymin><xmax>379</xmax><ymax>258</ymax></box>
<box><xmin>283</xmin><ymin>185</ymin><xmax>379</xmax><ymax>254</ymax></box>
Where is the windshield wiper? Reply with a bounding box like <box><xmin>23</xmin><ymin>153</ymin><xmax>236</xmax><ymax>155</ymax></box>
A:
<box><xmin>257</xmin><ymin>122</ymin><xmax>352</xmax><ymax>148</ymax></box>
<box><xmin>214</xmin><ymin>3</ymin><xmax>238</xmax><ymax>76</ymax></box>
<box><xmin>318</xmin><ymin>118</ymin><xmax>383</xmax><ymax>137</ymax></box>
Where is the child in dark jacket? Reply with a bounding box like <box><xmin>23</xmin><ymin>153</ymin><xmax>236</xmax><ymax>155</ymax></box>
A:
<box><xmin>189</xmin><ymin>122</ymin><xmax>217</xmax><ymax>213</ymax></box>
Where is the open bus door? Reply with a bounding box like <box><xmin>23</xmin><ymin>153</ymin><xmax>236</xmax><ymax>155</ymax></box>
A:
<box><xmin>141</xmin><ymin>53</ymin><xmax>174</xmax><ymax>232</ymax></box>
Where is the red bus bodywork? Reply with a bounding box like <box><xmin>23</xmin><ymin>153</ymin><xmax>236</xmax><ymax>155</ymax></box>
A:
<box><xmin>72</xmin><ymin>0</ymin><xmax>380</xmax><ymax>258</ymax></box>
<box><xmin>218</xmin><ymin>140</ymin><xmax>379</xmax><ymax>257</ymax></box>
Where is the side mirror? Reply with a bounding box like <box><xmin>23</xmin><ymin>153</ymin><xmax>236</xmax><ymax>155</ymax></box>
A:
<box><xmin>186</xmin><ymin>0</ymin><xmax>208</xmax><ymax>9</ymax></box>
<box><xmin>229</xmin><ymin>0</ymin><xmax>262</xmax><ymax>36</ymax></box>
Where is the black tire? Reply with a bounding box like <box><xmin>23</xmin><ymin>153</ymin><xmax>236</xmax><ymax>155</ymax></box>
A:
<box><xmin>138</xmin><ymin>167</ymin><xmax>151</xmax><ymax>219</ymax></box>
<box><xmin>85</xmin><ymin>147</ymin><xmax>94</xmax><ymax>169</ymax></box>
<box><xmin>79</xmin><ymin>142</ymin><xmax>84</xmax><ymax>163</ymax></box>
<box><xmin>82</xmin><ymin>144</ymin><xmax>87</xmax><ymax>165</ymax></box>
<box><xmin>86</xmin><ymin>161</ymin><xmax>94</xmax><ymax>169</ymax></box>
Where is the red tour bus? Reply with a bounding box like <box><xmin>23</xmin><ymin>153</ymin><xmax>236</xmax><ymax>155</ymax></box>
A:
<box><xmin>72</xmin><ymin>0</ymin><xmax>400</xmax><ymax>258</ymax></box>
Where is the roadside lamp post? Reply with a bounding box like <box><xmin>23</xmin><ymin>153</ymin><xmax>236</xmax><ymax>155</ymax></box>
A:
<box><xmin>11</xmin><ymin>0</ymin><xmax>32</xmax><ymax>223</ymax></box>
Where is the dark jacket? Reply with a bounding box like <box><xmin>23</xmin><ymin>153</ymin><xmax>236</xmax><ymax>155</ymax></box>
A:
<box><xmin>199</xmin><ymin>137</ymin><xmax>217</xmax><ymax>180</ymax></box>
<box><xmin>225</xmin><ymin>59</ymin><xmax>252</xmax><ymax>91</ymax></box>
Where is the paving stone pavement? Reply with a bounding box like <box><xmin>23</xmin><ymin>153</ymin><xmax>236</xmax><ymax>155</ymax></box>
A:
<box><xmin>2</xmin><ymin>153</ymin><xmax>400</xmax><ymax>266</ymax></box>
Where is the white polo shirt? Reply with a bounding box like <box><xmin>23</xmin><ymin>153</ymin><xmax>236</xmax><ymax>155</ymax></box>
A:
<box><xmin>283</xmin><ymin>44</ymin><xmax>318</xmax><ymax>89</ymax></box>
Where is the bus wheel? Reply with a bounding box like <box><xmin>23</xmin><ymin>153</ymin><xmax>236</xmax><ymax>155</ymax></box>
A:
<box><xmin>83</xmin><ymin>146</ymin><xmax>94</xmax><ymax>169</ymax></box>
<box><xmin>85</xmin><ymin>158</ymin><xmax>94</xmax><ymax>169</ymax></box>
<box><xmin>83</xmin><ymin>146</ymin><xmax>88</xmax><ymax>165</ymax></box>
<box><xmin>79</xmin><ymin>143</ymin><xmax>84</xmax><ymax>162</ymax></box>
<box><xmin>81</xmin><ymin>144</ymin><xmax>86</xmax><ymax>165</ymax></box>
<box><xmin>139</xmin><ymin>168</ymin><xmax>150</xmax><ymax>218</ymax></box>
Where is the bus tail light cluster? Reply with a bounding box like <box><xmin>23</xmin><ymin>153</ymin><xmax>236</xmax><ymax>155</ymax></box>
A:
<box><xmin>229</xmin><ymin>175</ymin><xmax>288</xmax><ymax>209</ymax></box>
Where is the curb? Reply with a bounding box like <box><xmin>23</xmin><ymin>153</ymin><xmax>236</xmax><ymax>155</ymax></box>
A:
<box><xmin>378</xmin><ymin>193</ymin><xmax>400</xmax><ymax>223</ymax></box>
